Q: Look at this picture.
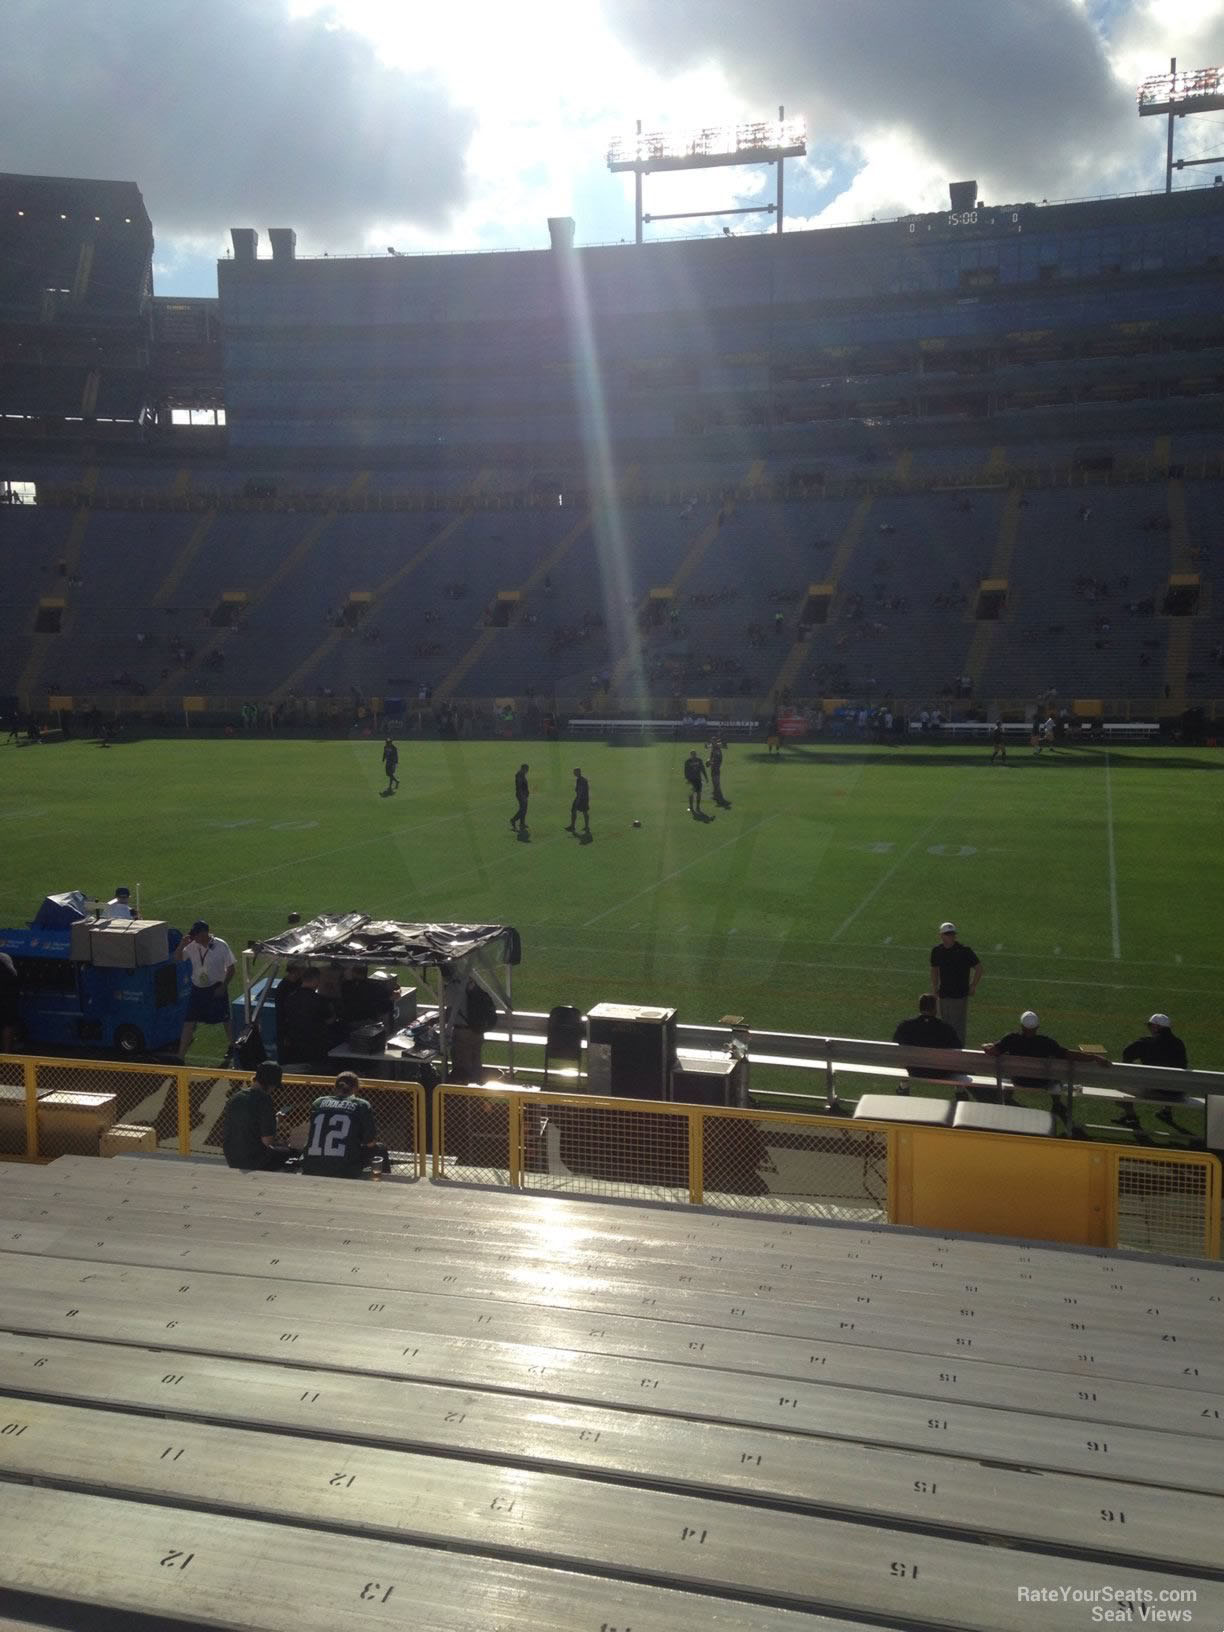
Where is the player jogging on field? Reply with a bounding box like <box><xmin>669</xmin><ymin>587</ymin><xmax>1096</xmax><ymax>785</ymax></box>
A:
<box><xmin>382</xmin><ymin>737</ymin><xmax>399</xmax><ymax>792</ymax></box>
<box><xmin>684</xmin><ymin>750</ymin><xmax>707</xmax><ymax>815</ymax></box>
<box><xmin>990</xmin><ymin>722</ymin><xmax>1006</xmax><ymax>764</ymax></box>
<box><xmin>566</xmin><ymin>767</ymin><xmax>590</xmax><ymax>835</ymax></box>
<box><xmin>510</xmin><ymin>763</ymin><xmax>530</xmax><ymax>832</ymax></box>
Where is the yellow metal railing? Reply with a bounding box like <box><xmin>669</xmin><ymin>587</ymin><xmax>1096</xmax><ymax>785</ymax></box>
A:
<box><xmin>2</xmin><ymin>1059</ymin><xmax>1217</xmax><ymax>1256</ymax></box>
<box><xmin>0</xmin><ymin>1054</ymin><xmax>425</xmax><ymax>1175</ymax></box>
<box><xmin>433</xmin><ymin>1086</ymin><xmax>1221</xmax><ymax>1259</ymax></box>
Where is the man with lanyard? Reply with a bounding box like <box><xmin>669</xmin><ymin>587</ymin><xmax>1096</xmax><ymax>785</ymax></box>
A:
<box><xmin>222</xmin><ymin>1061</ymin><xmax>294</xmax><ymax>1170</ymax></box>
<box><xmin>928</xmin><ymin>921</ymin><xmax>982</xmax><ymax>1045</ymax></box>
<box><xmin>382</xmin><ymin>737</ymin><xmax>399</xmax><ymax>793</ymax></box>
<box><xmin>176</xmin><ymin>919</ymin><xmax>236</xmax><ymax>1061</ymax></box>
<box><xmin>510</xmin><ymin>763</ymin><xmax>530</xmax><ymax>833</ymax></box>
<box><xmin>566</xmin><ymin>767</ymin><xmax>591</xmax><ymax>835</ymax></box>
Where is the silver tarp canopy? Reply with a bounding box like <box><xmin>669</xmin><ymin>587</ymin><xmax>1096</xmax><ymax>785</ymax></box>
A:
<box><xmin>242</xmin><ymin>915</ymin><xmax>522</xmax><ymax>1078</ymax></box>
<box><xmin>249</xmin><ymin>914</ymin><xmax>521</xmax><ymax>969</ymax></box>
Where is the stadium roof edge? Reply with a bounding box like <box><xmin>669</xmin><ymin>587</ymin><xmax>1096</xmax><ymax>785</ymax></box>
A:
<box><xmin>215</xmin><ymin>180</ymin><xmax>1224</xmax><ymax>268</ymax></box>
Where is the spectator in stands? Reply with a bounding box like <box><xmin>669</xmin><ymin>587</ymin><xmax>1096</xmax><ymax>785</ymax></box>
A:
<box><xmin>301</xmin><ymin>1071</ymin><xmax>385</xmax><ymax>1179</ymax></box>
<box><xmin>510</xmin><ymin>763</ymin><xmax>530</xmax><ymax>833</ymax></box>
<box><xmin>101</xmin><ymin>886</ymin><xmax>134</xmax><ymax>920</ymax></box>
<box><xmin>928</xmin><ymin>923</ymin><xmax>982</xmax><ymax>1044</ymax></box>
<box><xmin>0</xmin><ymin>948</ymin><xmax>18</xmax><ymax>1053</ymax></box>
<box><xmin>176</xmin><ymin>920</ymin><xmax>236</xmax><ymax>1062</ymax></box>
<box><xmin>1120</xmin><ymin>1013</ymin><xmax>1190</xmax><ymax>1131</ymax></box>
<box><xmin>892</xmin><ymin>995</ymin><xmax>962</xmax><ymax>1091</ymax></box>
<box><xmin>984</xmin><ymin>1011</ymin><xmax>1104</xmax><ymax>1104</ymax></box>
<box><xmin>222</xmin><ymin>1061</ymin><xmax>294</xmax><ymax>1170</ymax></box>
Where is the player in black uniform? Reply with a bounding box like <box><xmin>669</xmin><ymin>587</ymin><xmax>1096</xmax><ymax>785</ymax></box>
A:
<box><xmin>566</xmin><ymin>767</ymin><xmax>590</xmax><ymax>834</ymax></box>
<box><xmin>684</xmin><ymin>750</ymin><xmax>707</xmax><ymax>815</ymax></box>
<box><xmin>382</xmin><ymin>738</ymin><xmax>399</xmax><ymax>792</ymax></box>
<box><xmin>707</xmin><ymin>736</ymin><xmax>728</xmax><ymax>805</ymax></box>
<box><xmin>301</xmin><ymin>1071</ymin><xmax>383</xmax><ymax>1179</ymax></box>
<box><xmin>989</xmin><ymin>722</ymin><xmax>1006</xmax><ymax>764</ymax></box>
<box><xmin>510</xmin><ymin>763</ymin><xmax>530</xmax><ymax>832</ymax></box>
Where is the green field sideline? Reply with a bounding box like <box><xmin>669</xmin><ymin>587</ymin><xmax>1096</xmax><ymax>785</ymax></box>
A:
<box><xmin>2</xmin><ymin>735</ymin><xmax>1221</xmax><ymax>1075</ymax></box>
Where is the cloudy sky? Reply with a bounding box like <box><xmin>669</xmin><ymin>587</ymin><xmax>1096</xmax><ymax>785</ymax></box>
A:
<box><xmin>2</xmin><ymin>0</ymin><xmax>1224</xmax><ymax>296</ymax></box>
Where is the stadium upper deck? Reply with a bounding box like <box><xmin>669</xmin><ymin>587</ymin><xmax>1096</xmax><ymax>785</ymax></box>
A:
<box><xmin>215</xmin><ymin>184</ymin><xmax>1224</xmax><ymax>467</ymax></box>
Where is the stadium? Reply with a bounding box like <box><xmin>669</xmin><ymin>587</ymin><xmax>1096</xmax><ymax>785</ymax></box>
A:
<box><xmin>1</xmin><ymin>50</ymin><xmax>1223</xmax><ymax>1632</ymax></box>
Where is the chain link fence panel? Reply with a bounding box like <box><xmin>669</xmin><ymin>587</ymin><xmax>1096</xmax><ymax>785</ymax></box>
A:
<box><xmin>435</xmin><ymin>1087</ymin><xmax>512</xmax><ymax>1185</ymax></box>
<box><xmin>701</xmin><ymin>1113</ymin><xmax>889</xmax><ymax>1221</ymax></box>
<box><xmin>1113</xmin><ymin>1152</ymin><xmax>1219</xmax><ymax>1259</ymax></box>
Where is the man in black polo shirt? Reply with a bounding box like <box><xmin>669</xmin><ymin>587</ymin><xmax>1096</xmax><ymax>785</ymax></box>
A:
<box><xmin>984</xmin><ymin>1010</ymin><xmax>1103</xmax><ymax>1115</ymax></box>
<box><xmin>928</xmin><ymin>921</ymin><xmax>982</xmax><ymax>1044</ymax></box>
<box><xmin>1120</xmin><ymin>1012</ymin><xmax>1190</xmax><ymax>1130</ymax></box>
<box><xmin>222</xmin><ymin>1061</ymin><xmax>293</xmax><ymax>1170</ymax></box>
<box><xmin>892</xmin><ymin>995</ymin><xmax>962</xmax><ymax>1092</ymax></box>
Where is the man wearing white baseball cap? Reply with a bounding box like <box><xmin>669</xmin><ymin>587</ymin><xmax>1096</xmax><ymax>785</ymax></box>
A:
<box><xmin>1120</xmin><ymin>1013</ymin><xmax>1190</xmax><ymax>1131</ymax></box>
<box><xmin>984</xmin><ymin>1010</ymin><xmax>1105</xmax><ymax>1121</ymax></box>
<box><xmin>928</xmin><ymin>921</ymin><xmax>982</xmax><ymax>1044</ymax></box>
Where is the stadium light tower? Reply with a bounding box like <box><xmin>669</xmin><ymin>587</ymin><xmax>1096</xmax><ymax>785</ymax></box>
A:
<box><xmin>1138</xmin><ymin>58</ymin><xmax>1224</xmax><ymax>193</ymax></box>
<box><xmin>608</xmin><ymin>109</ymin><xmax>807</xmax><ymax>244</ymax></box>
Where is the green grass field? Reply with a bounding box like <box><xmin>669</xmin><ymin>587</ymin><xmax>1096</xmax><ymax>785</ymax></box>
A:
<box><xmin>2</xmin><ymin>734</ymin><xmax>1222</xmax><ymax>1075</ymax></box>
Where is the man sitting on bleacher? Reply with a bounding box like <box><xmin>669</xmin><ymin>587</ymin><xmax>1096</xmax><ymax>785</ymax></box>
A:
<box><xmin>222</xmin><ymin>1061</ymin><xmax>294</xmax><ymax>1171</ymax></box>
<box><xmin>892</xmin><ymin>995</ymin><xmax>962</xmax><ymax>1092</ymax></box>
<box><xmin>301</xmin><ymin>1070</ymin><xmax>387</xmax><ymax>1179</ymax></box>
<box><xmin>984</xmin><ymin>1011</ymin><xmax>1103</xmax><ymax>1108</ymax></box>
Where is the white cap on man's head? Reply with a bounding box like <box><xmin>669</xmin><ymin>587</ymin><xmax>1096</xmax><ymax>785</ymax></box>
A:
<box><xmin>1148</xmin><ymin>1013</ymin><xmax>1171</xmax><ymax>1029</ymax></box>
<box><xmin>939</xmin><ymin>921</ymin><xmax>957</xmax><ymax>934</ymax></box>
<box><xmin>1020</xmin><ymin>1010</ymin><xmax>1040</xmax><ymax>1029</ymax></box>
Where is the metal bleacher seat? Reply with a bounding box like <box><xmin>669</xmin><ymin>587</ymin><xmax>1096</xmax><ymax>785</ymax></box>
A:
<box><xmin>0</xmin><ymin>1154</ymin><xmax>1221</xmax><ymax>1629</ymax></box>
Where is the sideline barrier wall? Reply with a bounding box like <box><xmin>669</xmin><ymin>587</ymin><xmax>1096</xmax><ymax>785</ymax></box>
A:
<box><xmin>434</xmin><ymin>1086</ymin><xmax>1221</xmax><ymax>1260</ymax></box>
<box><xmin>0</xmin><ymin>1055</ymin><xmax>425</xmax><ymax>1175</ymax></box>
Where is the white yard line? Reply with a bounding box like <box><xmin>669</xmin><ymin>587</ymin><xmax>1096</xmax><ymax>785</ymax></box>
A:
<box><xmin>1104</xmin><ymin>748</ymin><xmax>1122</xmax><ymax>961</ymax></box>
<box><xmin>581</xmin><ymin>815</ymin><xmax>778</xmax><ymax>928</ymax></box>
<box><xmin>830</xmin><ymin>805</ymin><xmax>950</xmax><ymax>943</ymax></box>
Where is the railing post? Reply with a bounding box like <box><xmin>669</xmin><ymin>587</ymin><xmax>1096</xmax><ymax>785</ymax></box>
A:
<box><xmin>508</xmin><ymin>1092</ymin><xmax>523</xmax><ymax>1190</ymax></box>
<box><xmin>688</xmin><ymin>1107</ymin><xmax>704</xmax><ymax>1205</ymax></box>
<box><xmin>415</xmin><ymin>1083</ymin><xmax>426</xmax><ymax>1177</ymax></box>
<box><xmin>177</xmin><ymin>1068</ymin><xmax>192</xmax><ymax>1157</ymax></box>
<box><xmin>432</xmin><ymin>1087</ymin><xmax>444</xmax><ymax>1178</ymax></box>
<box><xmin>23</xmin><ymin>1059</ymin><xmax>39</xmax><ymax>1161</ymax></box>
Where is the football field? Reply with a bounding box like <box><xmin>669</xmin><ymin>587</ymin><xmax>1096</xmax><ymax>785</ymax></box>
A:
<box><xmin>2</xmin><ymin>733</ymin><xmax>1221</xmax><ymax>1072</ymax></box>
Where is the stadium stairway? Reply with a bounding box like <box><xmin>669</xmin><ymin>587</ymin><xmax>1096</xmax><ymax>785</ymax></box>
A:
<box><xmin>13</xmin><ymin>467</ymin><xmax>97</xmax><ymax>703</ymax></box>
<box><xmin>766</xmin><ymin>494</ymin><xmax>874</xmax><ymax>704</ymax></box>
<box><xmin>0</xmin><ymin>1155</ymin><xmax>1221</xmax><ymax>1630</ymax></box>
<box><xmin>959</xmin><ymin>488</ymin><xmax>1023</xmax><ymax>696</ymax></box>
<box><xmin>607</xmin><ymin>461</ymin><xmax>763</xmax><ymax>701</ymax></box>
<box><xmin>431</xmin><ymin>511</ymin><xmax>595</xmax><ymax>703</ymax></box>
<box><xmin>150</xmin><ymin>474</ymin><xmax>374</xmax><ymax>703</ymax></box>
